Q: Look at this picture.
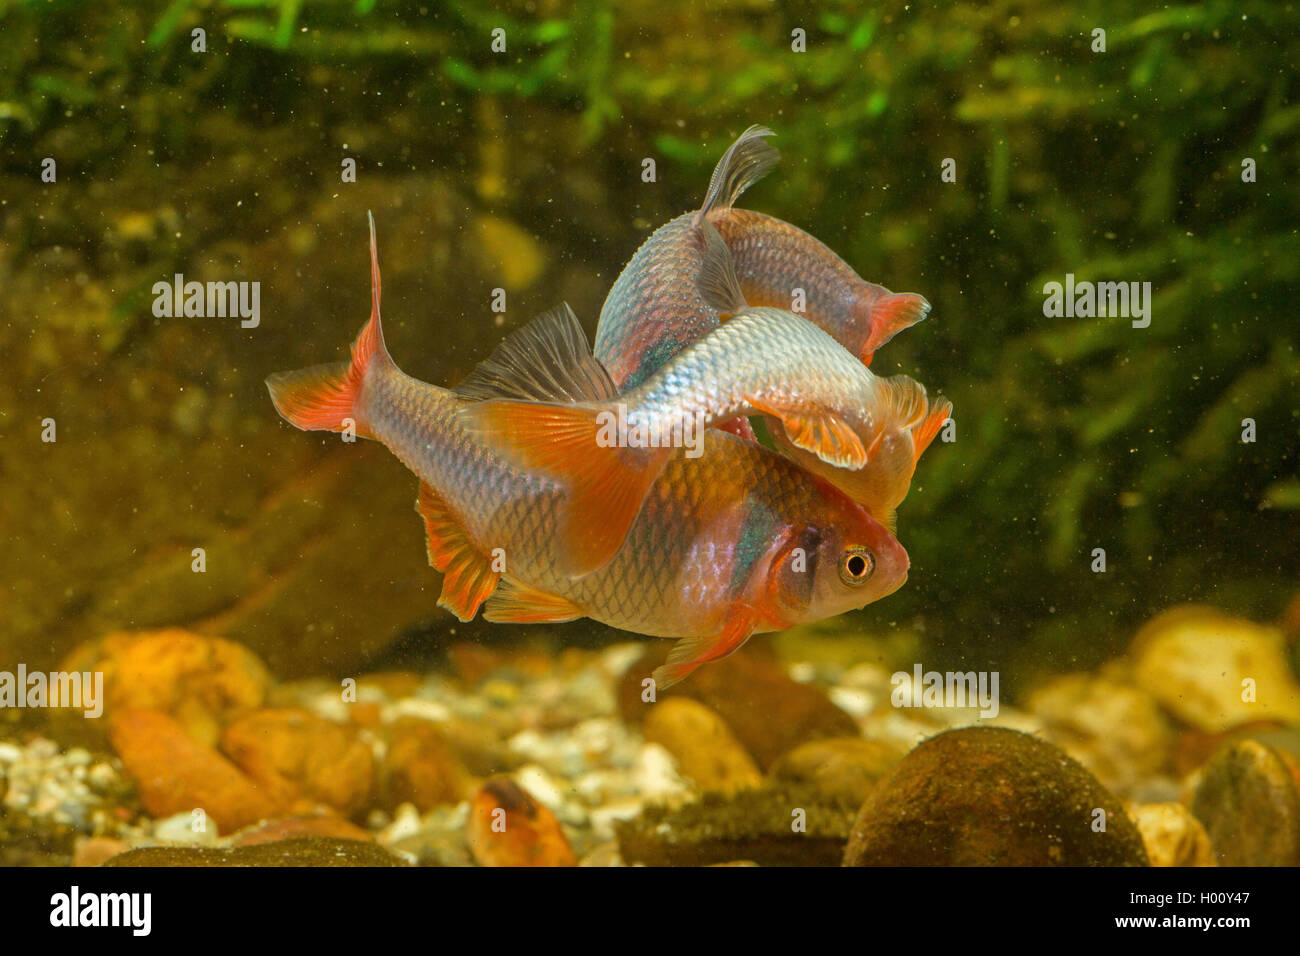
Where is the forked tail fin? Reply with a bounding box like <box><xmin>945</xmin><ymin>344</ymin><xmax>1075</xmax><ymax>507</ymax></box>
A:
<box><xmin>266</xmin><ymin>212</ymin><xmax>394</xmax><ymax>437</ymax></box>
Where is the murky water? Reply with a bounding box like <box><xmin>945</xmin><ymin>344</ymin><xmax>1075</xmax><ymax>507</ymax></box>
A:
<box><xmin>1</xmin><ymin>1</ymin><xmax>1297</xmax><ymax>870</ymax></box>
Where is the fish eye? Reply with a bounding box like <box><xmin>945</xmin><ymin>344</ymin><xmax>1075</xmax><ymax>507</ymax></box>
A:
<box><xmin>838</xmin><ymin>546</ymin><xmax>875</xmax><ymax>585</ymax></box>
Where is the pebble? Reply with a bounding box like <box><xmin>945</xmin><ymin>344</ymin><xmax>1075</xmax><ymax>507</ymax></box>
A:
<box><xmin>220</xmin><ymin>708</ymin><xmax>375</xmax><ymax>816</ymax></box>
<box><xmin>1131</xmin><ymin>606</ymin><xmax>1300</xmax><ymax>731</ymax></box>
<box><xmin>1189</xmin><ymin>739</ymin><xmax>1300</xmax><ymax>866</ymax></box>
<box><xmin>109</xmin><ymin>709</ymin><xmax>279</xmax><ymax>831</ymax></box>
<box><xmin>1026</xmin><ymin>673</ymin><xmax>1173</xmax><ymax>795</ymax></box>
<box><xmin>768</xmin><ymin>737</ymin><xmax>903</xmax><ymax>807</ymax></box>
<box><xmin>466</xmin><ymin>777</ymin><xmax>577</xmax><ymax>867</ymax></box>
<box><xmin>1128</xmin><ymin>802</ymin><xmax>1215</xmax><ymax>867</ymax></box>
<box><xmin>59</xmin><ymin>628</ymin><xmax>272</xmax><ymax>747</ymax></box>
<box><xmin>642</xmin><ymin>698</ymin><xmax>762</xmax><ymax>794</ymax></box>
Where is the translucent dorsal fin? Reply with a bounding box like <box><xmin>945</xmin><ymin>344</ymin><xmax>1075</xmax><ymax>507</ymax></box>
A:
<box><xmin>453</xmin><ymin>303</ymin><xmax>618</xmax><ymax>403</ymax></box>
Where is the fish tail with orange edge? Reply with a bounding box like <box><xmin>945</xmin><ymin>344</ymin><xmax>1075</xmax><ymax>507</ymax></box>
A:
<box><xmin>265</xmin><ymin>211</ymin><xmax>395</xmax><ymax>439</ymax></box>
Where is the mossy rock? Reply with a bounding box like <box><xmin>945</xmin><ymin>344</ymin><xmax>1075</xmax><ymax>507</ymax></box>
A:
<box><xmin>101</xmin><ymin>837</ymin><xmax>407</xmax><ymax>867</ymax></box>
<box><xmin>616</xmin><ymin>784</ymin><xmax>857</xmax><ymax>867</ymax></box>
<box><xmin>844</xmin><ymin>727</ymin><xmax>1149</xmax><ymax>866</ymax></box>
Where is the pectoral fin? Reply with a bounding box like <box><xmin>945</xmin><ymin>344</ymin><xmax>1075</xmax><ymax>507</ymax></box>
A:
<box><xmin>416</xmin><ymin>482</ymin><xmax>500</xmax><ymax>621</ymax></box>
<box><xmin>747</xmin><ymin>396</ymin><xmax>867</xmax><ymax>470</ymax></box>
<box><xmin>651</xmin><ymin>606</ymin><xmax>758</xmax><ymax>690</ymax></box>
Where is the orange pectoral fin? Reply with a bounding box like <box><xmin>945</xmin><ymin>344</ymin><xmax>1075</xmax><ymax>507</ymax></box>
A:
<box><xmin>457</xmin><ymin>399</ymin><xmax>672</xmax><ymax>578</ymax></box>
<box><xmin>482</xmin><ymin>578</ymin><xmax>585</xmax><ymax>624</ymax></box>
<box><xmin>651</xmin><ymin>607</ymin><xmax>757</xmax><ymax>690</ymax></box>
<box><xmin>746</xmin><ymin>396</ymin><xmax>867</xmax><ymax>471</ymax></box>
<box><xmin>416</xmin><ymin>482</ymin><xmax>500</xmax><ymax>621</ymax></box>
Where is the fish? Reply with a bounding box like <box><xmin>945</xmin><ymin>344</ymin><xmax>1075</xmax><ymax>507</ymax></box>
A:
<box><xmin>462</xmin><ymin>222</ymin><xmax>951</xmax><ymax>550</ymax></box>
<box><xmin>266</xmin><ymin>215</ymin><xmax>910</xmax><ymax>688</ymax></box>
<box><xmin>592</xmin><ymin>125</ymin><xmax>931</xmax><ymax>404</ymax></box>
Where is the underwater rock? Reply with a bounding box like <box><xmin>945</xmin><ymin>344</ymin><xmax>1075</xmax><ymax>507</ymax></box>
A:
<box><xmin>1130</xmin><ymin>606</ymin><xmax>1300</xmax><ymax>731</ymax></box>
<box><xmin>616</xmin><ymin>784</ymin><xmax>857</xmax><ymax>867</ymax></box>
<box><xmin>466</xmin><ymin>776</ymin><xmax>577</xmax><ymax>867</ymax></box>
<box><xmin>642</xmin><ymin>699</ymin><xmax>762</xmax><ymax>794</ymax></box>
<box><xmin>101</xmin><ymin>837</ymin><xmax>407</xmax><ymax>867</ymax></box>
<box><xmin>1128</xmin><ymin>802</ymin><xmax>1215</xmax><ymax>867</ymax></box>
<box><xmin>229</xmin><ymin>812</ymin><xmax>373</xmax><ymax>846</ymax></box>
<box><xmin>73</xmin><ymin>837</ymin><xmax>131</xmax><ymax>867</ymax></box>
<box><xmin>381</xmin><ymin>717</ymin><xmax>478</xmax><ymax>812</ymax></box>
<box><xmin>618</xmin><ymin>645</ymin><xmax>858</xmax><ymax>770</ymax></box>
<box><xmin>767</xmin><ymin>737</ymin><xmax>903</xmax><ymax>806</ymax></box>
<box><xmin>59</xmin><ymin>628</ymin><xmax>272</xmax><ymax>747</ymax></box>
<box><xmin>377</xmin><ymin>802</ymin><xmax>474</xmax><ymax>867</ymax></box>
<box><xmin>219</xmin><ymin>708</ymin><xmax>375</xmax><ymax>817</ymax></box>
<box><xmin>843</xmin><ymin>727</ymin><xmax>1149</xmax><ymax>866</ymax></box>
<box><xmin>1189</xmin><ymin>739</ymin><xmax>1300</xmax><ymax>866</ymax></box>
<box><xmin>108</xmin><ymin>709</ymin><xmax>278</xmax><ymax>831</ymax></box>
<box><xmin>1025</xmin><ymin>673</ymin><xmax>1173</xmax><ymax>794</ymax></box>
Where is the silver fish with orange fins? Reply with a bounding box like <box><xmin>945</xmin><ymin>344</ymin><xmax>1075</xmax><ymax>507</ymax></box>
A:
<box><xmin>266</xmin><ymin>216</ymin><xmax>909</xmax><ymax>688</ymax></box>
<box><xmin>592</xmin><ymin>125</ymin><xmax>931</xmax><ymax>404</ymax></box>
<box><xmin>463</xmin><ymin>222</ymin><xmax>950</xmax><ymax>552</ymax></box>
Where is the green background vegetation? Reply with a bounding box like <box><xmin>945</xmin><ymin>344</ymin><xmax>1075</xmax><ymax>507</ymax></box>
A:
<box><xmin>1</xmin><ymin>0</ymin><xmax>1296</xmax><ymax>684</ymax></box>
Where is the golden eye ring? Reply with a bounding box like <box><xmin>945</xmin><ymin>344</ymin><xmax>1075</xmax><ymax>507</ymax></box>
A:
<box><xmin>839</xmin><ymin>546</ymin><xmax>875</xmax><ymax>585</ymax></box>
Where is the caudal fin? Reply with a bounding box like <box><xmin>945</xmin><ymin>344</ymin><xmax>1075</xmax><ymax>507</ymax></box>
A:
<box><xmin>857</xmin><ymin>292</ymin><xmax>931</xmax><ymax>366</ymax></box>
<box><xmin>457</xmin><ymin>400</ymin><xmax>672</xmax><ymax>578</ymax></box>
<box><xmin>266</xmin><ymin>212</ymin><xmax>392</xmax><ymax>437</ymax></box>
<box><xmin>697</xmin><ymin>125</ymin><xmax>779</xmax><ymax>220</ymax></box>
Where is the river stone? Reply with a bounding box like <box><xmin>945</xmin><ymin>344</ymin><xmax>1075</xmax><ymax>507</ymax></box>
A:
<box><xmin>1128</xmin><ymin>802</ymin><xmax>1215</xmax><ymax>867</ymax></box>
<box><xmin>618</xmin><ymin>644</ymin><xmax>858</xmax><ymax>770</ymax></box>
<box><xmin>642</xmin><ymin>698</ymin><xmax>762</xmax><ymax>794</ymax></box>
<box><xmin>843</xmin><ymin>726</ymin><xmax>1149</xmax><ymax>866</ymax></box>
<box><xmin>768</xmin><ymin>737</ymin><xmax>903</xmax><ymax>806</ymax></box>
<box><xmin>1130</xmin><ymin>606</ymin><xmax>1300</xmax><ymax>731</ymax></box>
<box><xmin>1189</xmin><ymin>739</ymin><xmax>1300</xmax><ymax>866</ymax></box>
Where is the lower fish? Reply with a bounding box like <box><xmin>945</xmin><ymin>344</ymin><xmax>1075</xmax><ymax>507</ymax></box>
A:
<box><xmin>266</xmin><ymin>216</ymin><xmax>909</xmax><ymax>688</ymax></box>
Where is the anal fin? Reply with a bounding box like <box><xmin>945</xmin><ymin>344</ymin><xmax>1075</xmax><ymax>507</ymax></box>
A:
<box><xmin>651</xmin><ymin>606</ymin><xmax>757</xmax><ymax>690</ymax></box>
<box><xmin>747</xmin><ymin>396</ymin><xmax>867</xmax><ymax>470</ymax></box>
<box><xmin>483</xmin><ymin>578</ymin><xmax>585</xmax><ymax>624</ymax></box>
<box><xmin>416</xmin><ymin>482</ymin><xmax>499</xmax><ymax>622</ymax></box>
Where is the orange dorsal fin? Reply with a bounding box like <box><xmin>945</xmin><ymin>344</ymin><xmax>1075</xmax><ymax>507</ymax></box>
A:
<box><xmin>482</xmin><ymin>578</ymin><xmax>585</xmax><ymax>624</ymax></box>
<box><xmin>416</xmin><ymin>481</ymin><xmax>499</xmax><ymax>621</ymax></box>
<box><xmin>651</xmin><ymin>606</ymin><xmax>758</xmax><ymax>690</ymax></box>
<box><xmin>747</xmin><ymin>396</ymin><xmax>867</xmax><ymax>471</ymax></box>
<box><xmin>457</xmin><ymin>400</ymin><xmax>672</xmax><ymax>579</ymax></box>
